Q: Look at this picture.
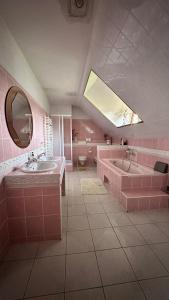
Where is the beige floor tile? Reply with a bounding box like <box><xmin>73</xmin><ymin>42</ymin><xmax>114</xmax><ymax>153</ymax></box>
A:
<box><xmin>67</xmin><ymin>215</ymin><xmax>89</xmax><ymax>231</ymax></box>
<box><xmin>140</xmin><ymin>277</ymin><xmax>169</xmax><ymax>300</ymax></box>
<box><xmin>4</xmin><ymin>242</ymin><xmax>38</xmax><ymax>261</ymax></box>
<box><xmin>156</xmin><ymin>222</ymin><xmax>169</xmax><ymax>237</ymax></box>
<box><xmin>85</xmin><ymin>203</ymin><xmax>105</xmax><ymax>214</ymax></box>
<box><xmin>29</xmin><ymin>294</ymin><xmax>64</xmax><ymax>300</ymax></box>
<box><xmin>107</xmin><ymin>212</ymin><xmax>132</xmax><ymax>227</ymax></box>
<box><xmin>88</xmin><ymin>214</ymin><xmax>111</xmax><ymax>229</ymax></box>
<box><xmin>25</xmin><ymin>256</ymin><xmax>65</xmax><ymax>297</ymax></box>
<box><xmin>67</xmin><ymin>196</ymin><xmax>84</xmax><ymax>205</ymax></box>
<box><xmin>102</xmin><ymin>202</ymin><xmax>123</xmax><ymax>213</ymax></box>
<box><xmin>92</xmin><ymin>228</ymin><xmax>121</xmax><ymax>250</ymax></box>
<box><xmin>96</xmin><ymin>248</ymin><xmax>135</xmax><ymax>285</ymax></box>
<box><xmin>136</xmin><ymin>224</ymin><xmax>169</xmax><ymax>243</ymax></box>
<box><xmin>124</xmin><ymin>245</ymin><xmax>168</xmax><ymax>280</ymax></box>
<box><xmin>0</xmin><ymin>260</ymin><xmax>33</xmax><ymax>300</ymax></box>
<box><xmin>37</xmin><ymin>235</ymin><xmax>66</xmax><ymax>257</ymax></box>
<box><xmin>104</xmin><ymin>282</ymin><xmax>145</xmax><ymax>300</ymax></box>
<box><xmin>65</xmin><ymin>287</ymin><xmax>105</xmax><ymax>299</ymax></box>
<box><xmin>68</xmin><ymin>204</ymin><xmax>86</xmax><ymax>216</ymax></box>
<box><xmin>67</xmin><ymin>230</ymin><xmax>94</xmax><ymax>254</ymax></box>
<box><xmin>151</xmin><ymin>243</ymin><xmax>169</xmax><ymax>271</ymax></box>
<box><xmin>114</xmin><ymin>226</ymin><xmax>146</xmax><ymax>247</ymax></box>
<box><xmin>62</xmin><ymin>216</ymin><xmax>68</xmax><ymax>232</ymax></box>
<box><xmin>83</xmin><ymin>195</ymin><xmax>99</xmax><ymax>203</ymax></box>
<box><xmin>65</xmin><ymin>252</ymin><xmax>101</xmax><ymax>291</ymax></box>
<box><xmin>127</xmin><ymin>211</ymin><xmax>151</xmax><ymax>225</ymax></box>
<box><xmin>146</xmin><ymin>209</ymin><xmax>169</xmax><ymax>223</ymax></box>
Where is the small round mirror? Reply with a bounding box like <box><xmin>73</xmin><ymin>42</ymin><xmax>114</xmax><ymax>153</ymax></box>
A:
<box><xmin>5</xmin><ymin>86</ymin><xmax>33</xmax><ymax>148</ymax></box>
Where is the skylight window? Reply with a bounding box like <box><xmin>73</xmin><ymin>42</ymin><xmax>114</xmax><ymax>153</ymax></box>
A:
<box><xmin>84</xmin><ymin>70</ymin><xmax>143</xmax><ymax>128</ymax></box>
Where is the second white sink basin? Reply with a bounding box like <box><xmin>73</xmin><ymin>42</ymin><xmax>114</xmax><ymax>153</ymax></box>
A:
<box><xmin>20</xmin><ymin>161</ymin><xmax>57</xmax><ymax>173</ymax></box>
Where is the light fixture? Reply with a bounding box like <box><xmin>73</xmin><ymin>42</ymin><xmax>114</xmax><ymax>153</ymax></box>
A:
<box><xmin>68</xmin><ymin>0</ymin><xmax>88</xmax><ymax>17</ymax></box>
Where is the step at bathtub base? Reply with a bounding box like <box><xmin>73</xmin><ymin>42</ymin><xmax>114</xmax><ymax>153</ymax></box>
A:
<box><xmin>121</xmin><ymin>190</ymin><xmax>169</xmax><ymax>212</ymax></box>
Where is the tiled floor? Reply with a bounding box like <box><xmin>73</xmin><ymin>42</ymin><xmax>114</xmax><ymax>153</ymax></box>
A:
<box><xmin>1</xmin><ymin>168</ymin><xmax>169</xmax><ymax>299</ymax></box>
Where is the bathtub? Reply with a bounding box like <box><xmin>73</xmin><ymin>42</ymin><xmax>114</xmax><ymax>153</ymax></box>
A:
<box><xmin>109</xmin><ymin>159</ymin><xmax>155</xmax><ymax>175</ymax></box>
<box><xmin>97</xmin><ymin>157</ymin><xmax>167</xmax><ymax>210</ymax></box>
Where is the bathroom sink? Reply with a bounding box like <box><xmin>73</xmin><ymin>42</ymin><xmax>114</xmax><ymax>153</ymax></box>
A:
<box><xmin>20</xmin><ymin>161</ymin><xmax>57</xmax><ymax>173</ymax></box>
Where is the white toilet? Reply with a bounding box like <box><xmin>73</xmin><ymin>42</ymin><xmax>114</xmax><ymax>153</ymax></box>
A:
<box><xmin>78</xmin><ymin>155</ymin><xmax>87</xmax><ymax>166</ymax></box>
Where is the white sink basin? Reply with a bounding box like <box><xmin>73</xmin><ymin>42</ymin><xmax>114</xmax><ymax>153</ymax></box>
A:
<box><xmin>20</xmin><ymin>161</ymin><xmax>57</xmax><ymax>173</ymax></box>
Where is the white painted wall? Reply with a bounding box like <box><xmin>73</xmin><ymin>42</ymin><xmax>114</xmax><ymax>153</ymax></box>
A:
<box><xmin>0</xmin><ymin>17</ymin><xmax>49</xmax><ymax>112</ymax></box>
<box><xmin>50</xmin><ymin>104</ymin><xmax>72</xmax><ymax>116</ymax></box>
<box><xmin>72</xmin><ymin>106</ymin><xmax>90</xmax><ymax>119</ymax></box>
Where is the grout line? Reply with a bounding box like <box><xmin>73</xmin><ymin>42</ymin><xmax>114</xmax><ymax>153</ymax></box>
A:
<box><xmin>86</xmin><ymin>212</ymin><xmax>107</xmax><ymax>300</ymax></box>
<box><xmin>22</xmin><ymin>253</ymin><xmax>38</xmax><ymax>299</ymax></box>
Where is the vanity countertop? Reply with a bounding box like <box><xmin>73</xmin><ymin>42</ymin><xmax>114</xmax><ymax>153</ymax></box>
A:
<box><xmin>5</xmin><ymin>156</ymin><xmax>65</xmax><ymax>188</ymax></box>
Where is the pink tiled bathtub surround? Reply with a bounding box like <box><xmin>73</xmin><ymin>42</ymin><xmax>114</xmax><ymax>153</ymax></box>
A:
<box><xmin>6</xmin><ymin>185</ymin><xmax>62</xmax><ymax>242</ymax></box>
<box><xmin>97</xmin><ymin>147</ymin><xmax>169</xmax><ymax>212</ymax></box>
<box><xmin>0</xmin><ymin>65</ymin><xmax>46</xmax><ymax>163</ymax></box>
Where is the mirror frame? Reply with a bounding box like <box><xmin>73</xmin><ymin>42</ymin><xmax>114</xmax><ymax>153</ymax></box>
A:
<box><xmin>5</xmin><ymin>86</ymin><xmax>33</xmax><ymax>148</ymax></box>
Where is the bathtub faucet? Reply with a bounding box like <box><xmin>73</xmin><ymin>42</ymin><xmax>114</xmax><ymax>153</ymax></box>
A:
<box><xmin>126</xmin><ymin>148</ymin><xmax>136</xmax><ymax>157</ymax></box>
<box><xmin>126</xmin><ymin>148</ymin><xmax>132</xmax><ymax>155</ymax></box>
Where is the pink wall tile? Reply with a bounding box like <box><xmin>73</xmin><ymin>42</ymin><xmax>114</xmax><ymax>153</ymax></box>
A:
<box><xmin>0</xmin><ymin>221</ymin><xmax>9</xmax><ymax>255</ymax></box>
<box><xmin>25</xmin><ymin>196</ymin><xmax>43</xmax><ymax>217</ymax></box>
<box><xmin>141</xmin><ymin>176</ymin><xmax>152</xmax><ymax>188</ymax></box>
<box><xmin>0</xmin><ymin>65</ymin><xmax>46</xmax><ymax>164</ymax></box>
<box><xmin>0</xmin><ymin>199</ymin><xmax>7</xmax><ymax>226</ymax></box>
<box><xmin>159</xmin><ymin>197</ymin><xmax>169</xmax><ymax>208</ymax></box>
<box><xmin>138</xmin><ymin>197</ymin><xmax>149</xmax><ymax>210</ymax></box>
<box><xmin>128</xmin><ymin>137</ymin><xmax>169</xmax><ymax>152</ymax></box>
<box><xmin>8</xmin><ymin>218</ymin><xmax>26</xmax><ymax>241</ymax></box>
<box><xmin>44</xmin><ymin>215</ymin><xmax>61</xmax><ymax>236</ymax></box>
<box><xmin>151</xmin><ymin>176</ymin><xmax>162</xmax><ymax>188</ymax></box>
<box><xmin>26</xmin><ymin>216</ymin><xmax>43</xmax><ymax>237</ymax></box>
<box><xmin>43</xmin><ymin>195</ymin><xmax>60</xmax><ymax>215</ymax></box>
<box><xmin>7</xmin><ymin>188</ymin><xmax>24</xmax><ymax>197</ymax></box>
<box><xmin>131</xmin><ymin>177</ymin><xmax>142</xmax><ymax>189</ymax></box>
<box><xmin>24</xmin><ymin>187</ymin><xmax>43</xmax><ymax>197</ymax></box>
<box><xmin>43</xmin><ymin>186</ymin><xmax>60</xmax><ymax>196</ymax></box>
<box><xmin>149</xmin><ymin>197</ymin><xmax>160</xmax><ymax>209</ymax></box>
<box><xmin>127</xmin><ymin>198</ymin><xmax>139</xmax><ymax>212</ymax></box>
<box><xmin>72</xmin><ymin>119</ymin><xmax>105</xmax><ymax>142</ymax></box>
<box><xmin>7</xmin><ymin>197</ymin><xmax>25</xmax><ymax>218</ymax></box>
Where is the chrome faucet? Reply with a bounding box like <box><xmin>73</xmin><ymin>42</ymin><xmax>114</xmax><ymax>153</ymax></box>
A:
<box><xmin>37</xmin><ymin>152</ymin><xmax>46</xmax><ymax>159</ymax></box>
<box><xmin>25</xmin><ymin>152</ymin><xmax>38</xmax><ymax>167</ymax></box>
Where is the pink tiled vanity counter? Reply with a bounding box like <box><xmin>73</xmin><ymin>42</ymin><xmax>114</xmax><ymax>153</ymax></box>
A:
<box><xmin>97</xmin><ymin>146</ymin><xmax>169</xmax><ymax>212</ymax></box>
<box><xmin>4</xmin><ymin>157</ymin><xmax>65</xmax><ymax>243</ymax></box>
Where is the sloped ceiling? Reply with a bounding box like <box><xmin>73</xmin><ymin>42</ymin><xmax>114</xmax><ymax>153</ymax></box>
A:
<box><xmin>80</xmin><ymin>0</ymin><xmax>169</xmax><ymax>138</ymax></box>
<box><xmin>0</xmin><ymin>0</ymin><xmax>169</xmax><ymax>138</ymax></box>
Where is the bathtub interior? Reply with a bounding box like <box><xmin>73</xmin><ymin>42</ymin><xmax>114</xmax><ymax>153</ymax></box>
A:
<box><xmin>109</xmin><ymin>159</ymin><xmax>158</xmax><ymax>175</ymax></box>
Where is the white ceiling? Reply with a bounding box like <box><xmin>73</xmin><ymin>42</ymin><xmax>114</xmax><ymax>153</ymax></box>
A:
<box><xmin>0</xmin><ymin>0</ymin><xmax>94</xmax><ymax>104</ymax></box>
<box><xmin>1</xmin><ymin>0</ymin><xmax>169</xmax><ymax>137</ymax></box>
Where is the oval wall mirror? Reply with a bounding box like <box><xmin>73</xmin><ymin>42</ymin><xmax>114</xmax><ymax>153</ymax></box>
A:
<box><xmin>5</xmin><ymin>86</ymin><xmax>33</xmax><ymax>148</ymax></box>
